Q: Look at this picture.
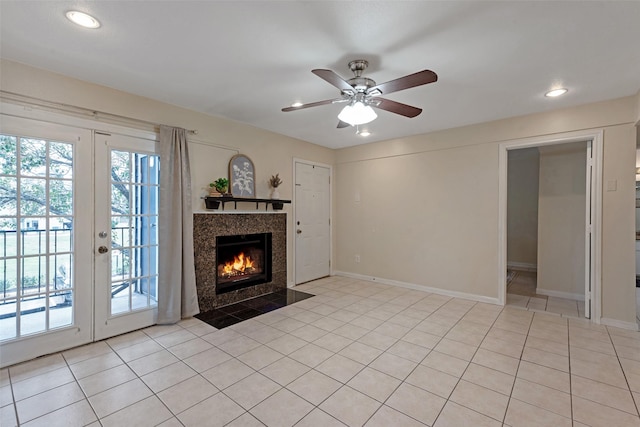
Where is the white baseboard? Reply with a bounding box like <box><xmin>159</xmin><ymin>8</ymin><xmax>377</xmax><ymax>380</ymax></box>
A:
<box><xmin>600</xmin><ymin>317</ymin><xmax>640</xmax><ymax>331</ymax></box>
<box><xmin>506</xmin><ymin>262</ymin><xmax>537</xmax><ymax>272</ymax></box>
<box><xmin>332</xmin><ymin>270</ymin><xmax>500</xmax><ymax>305</ymax></box>
<box><xmin>536</xmin><ymin>288</ymin><xmax>585</xmax><ymax>301</ymax></box>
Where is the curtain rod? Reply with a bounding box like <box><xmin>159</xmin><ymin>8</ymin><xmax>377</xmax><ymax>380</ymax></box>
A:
<box><xmin>0</xmin><ymin>90</ymin><xmax>198</xmax><ymax>135</ymax></box>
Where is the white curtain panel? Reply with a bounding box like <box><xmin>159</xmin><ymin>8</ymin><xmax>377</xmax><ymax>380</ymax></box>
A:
<box><xmin>158</xmin><ymin>125</ymin><xmax>200</xmax><ymax>323</ymax></box>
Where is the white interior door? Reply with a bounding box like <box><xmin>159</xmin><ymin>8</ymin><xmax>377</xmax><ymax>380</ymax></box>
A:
<box><xmin>295</xmin><ymin>161</ymin><xmax>330</xmax><ymax>285</ymax></box>
<box><xmin>0</xmin><ymin>116</ymin><xmax>93</xmax><ymax>367</ymax></box>
<box><xmin>584</xmin><ymin>140</ymin><xmax>593</xmax><ymax>318</ymax></box>
<box><xmin>94</xmin><ymin>132</ymin><xmax>159</xmax><ymax>340</ymax></box>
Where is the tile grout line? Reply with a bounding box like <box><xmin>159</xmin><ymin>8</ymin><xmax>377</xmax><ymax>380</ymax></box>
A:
<box><xmin>567</xmin><ymin>315</ymin><xmax>574</xmax><ymax>425</ymax></box>
<box><xmin>604</xmin><ymin>324</ymin><xmax>640</xmax><ymax>418</ymax></box>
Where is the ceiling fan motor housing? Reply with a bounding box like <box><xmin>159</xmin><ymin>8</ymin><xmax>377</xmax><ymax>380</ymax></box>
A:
<box><xmin>346</xmin><ymin>60</ymin><xmax>376</xmax><ymax>94</ymax></box>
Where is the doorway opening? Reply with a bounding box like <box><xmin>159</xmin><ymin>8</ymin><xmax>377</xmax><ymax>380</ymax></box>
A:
<box><xmin>498</xmin><ymin>131</ymin><xmax>603</xmax><ymax>322</ymax></box>
<box><xmin>506</xmin><ymin>142</ymin><xmax>588</xmax><ymax>317</ymax></box>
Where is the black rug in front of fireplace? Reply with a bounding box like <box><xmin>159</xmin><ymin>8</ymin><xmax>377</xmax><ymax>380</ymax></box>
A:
<box><xmin>195</xmin><ymin>289</ymin><xmax>315</xmax><ymax>329</ymax></box>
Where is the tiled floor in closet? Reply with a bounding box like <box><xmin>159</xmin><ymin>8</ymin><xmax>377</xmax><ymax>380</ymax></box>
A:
<box><xmin>1</xmin><ymin>276</ymin><xmax>640</xmax><ymax>426</ymax></box>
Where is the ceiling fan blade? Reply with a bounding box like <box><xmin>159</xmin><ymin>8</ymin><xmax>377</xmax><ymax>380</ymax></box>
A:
<box><xmin>373</xmin><ymin>98</ymin><xmax>422</xmax><ymax>118</ymax></box>
<box><xmin>312</xmin><ymin>69</ymin><xmax>355</xmax><ymax>94</ymax></box>
<box><xmin>281</xmin><ymin>98</ymin><xmax>343</xmax><ymax>112</ymax></box>
<box><xmin>337</xmin><ymin>120</ymin><xmax>351</xmax><ymax>128</ymax></box>
<box><xmin>367</xmin><ymin>70</ymin><xmax>437</xmax><ymax>96</ymax></box>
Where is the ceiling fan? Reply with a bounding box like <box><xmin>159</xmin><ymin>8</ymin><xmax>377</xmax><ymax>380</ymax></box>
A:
<box><xmin>282</xmin><ymin>60</ymin><xmax>438</xmax><ymax>128</ymax></box>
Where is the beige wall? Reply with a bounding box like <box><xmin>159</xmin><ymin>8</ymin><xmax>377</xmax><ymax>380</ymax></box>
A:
<box><xmin>0</xmin><ymin>59</ymin><xmax>336</xmax><ymax>287</ymax></box>
<box><xmin>536</xmin><ymin>142</ymin><xmax>587</xmax><ymax>298</ymax></box>
<box><xmin>2</xmin><ymin>59</ymin><xmax>637</xmax><ymax>325</ymax></box>
<box><xmin>507</xmin><ymin>148</ymin><xmax>539</xmax><ymax>268</ymax></box>
<box><xmin>601</xmin><ymin>124</ymin><xmax>637</xmax><ymax>324</ymax></box>
<box><xmin>335</xmin><ymin>97</ymin><xmax>637</xmax><ymax>324</ymax></box>
<box><xmin>335</xmin><ymin>142</ymin><xmax>498</xmax><ymax>299</ymax></box>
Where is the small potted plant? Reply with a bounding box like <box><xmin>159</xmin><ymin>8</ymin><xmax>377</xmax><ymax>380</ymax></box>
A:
<box><xmin>269</xmin><ymin>173</ymin><xmax>282</xmax><ymax>199</ymax></box>
<box><xmin>209</xmin><ymin>177</ymin><xmax>229</xmax><ymax>196</ymax></box>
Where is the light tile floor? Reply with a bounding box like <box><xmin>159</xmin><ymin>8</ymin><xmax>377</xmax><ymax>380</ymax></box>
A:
<box><xmin>506</xmin><ymin>271</ymin><xmax>585</xmax><ymax>318</ymax></box>
<box><xmin>1</xmin><ymin>276</ymin><xmax>640</xmax><ymax>426</ymax></box>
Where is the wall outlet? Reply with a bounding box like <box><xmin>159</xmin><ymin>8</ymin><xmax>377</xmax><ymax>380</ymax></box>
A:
<box><xmin>355</xmin><ymin>255</ymin><xmax>360</xmax><ymax>263</ymax></box>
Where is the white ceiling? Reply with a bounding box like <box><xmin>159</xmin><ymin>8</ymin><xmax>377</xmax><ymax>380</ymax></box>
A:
<box><xmin>1</xmin><ymin>1</ymin><xmax>639</xmax><ymax>149</ymax></box>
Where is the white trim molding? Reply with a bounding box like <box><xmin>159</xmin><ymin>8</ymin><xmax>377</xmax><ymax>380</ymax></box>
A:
<box><xmin>333</xmin><ymin>271</ymin><xmax>501</xmax><ymax>305</ymax></box>
<box><xmin>536</xmin><ymin>288</ymin><xmax>586</xmax><ymax>302</ymax></box>
<box><xmin>600</xmin><ymin>318</ymin><xmax>640</xmax><ymax>331</ymax></box>
<box><xmin>506</xmin><ymin>262</ymin><xmax>537</xmax><ymax>272</ymax></box>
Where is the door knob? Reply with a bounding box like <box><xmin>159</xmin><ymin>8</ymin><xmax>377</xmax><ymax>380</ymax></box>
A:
<box><xmin>296</xmin><ymin>229</ymin><xmax>302</xmax><ymax>234</ymax></box>
<box><xmin>98</xmin><ymin>246</ymin><xmax>109</xmax><ymax>254</ymax></box>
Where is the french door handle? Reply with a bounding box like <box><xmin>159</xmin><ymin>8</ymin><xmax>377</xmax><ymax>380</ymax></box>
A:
<box><xmin>98</xmin><ymin>246</ymin><xmax>109</xmax><ymax>254</ymax></box>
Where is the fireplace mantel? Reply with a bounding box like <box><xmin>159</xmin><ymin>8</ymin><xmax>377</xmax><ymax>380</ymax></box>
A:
<box><xmin>204</xmin><ymin>196</ymin><xmax>291</xmax><ymax>211</ymax></box>
<box><xmin>193</xmin><ymin>213</ymin><xmax>287</xmax><ymax>310</ymax></box>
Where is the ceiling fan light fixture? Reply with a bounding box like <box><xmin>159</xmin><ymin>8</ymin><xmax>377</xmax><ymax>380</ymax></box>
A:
<box><xmin>356</xmin><ymin>129</ymin><xmax>371</xmax><ymax>137</ymax></box>
<box><xmin>338</xmin><ymin>102</ymin><xmax>377</xmax><ymax>126</ymax></box>
<box><xmin>66</xmin><ymin>10</ymin><xmax>100</xmax><ymax>28</ymax></box>
<box><xmin>545</xmin><ymin>88</ymin><xmax>568</xmax><ymax>98</ymax></box>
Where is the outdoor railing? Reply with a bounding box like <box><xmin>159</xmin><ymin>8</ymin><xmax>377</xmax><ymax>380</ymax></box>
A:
<box><xmin>0</xmin><ymin>227</ymin><xmax>133</xmax><ymax>300</ymax></box>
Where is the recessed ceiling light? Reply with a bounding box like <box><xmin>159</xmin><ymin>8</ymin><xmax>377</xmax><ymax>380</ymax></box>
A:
<box><xmin>356</xmin><ymin>129</ymin><xmax>371</xmax><ymax>137</ymax></box>
<box><xmin>290</xmin><ymin>102</ymin><xmax>303</xmax><ymax>108</ymax></box>
<box><xmin>65</xmin><ymin>11</ymin><xmax>101</xmax><ymax>29</ymax></box>
<box><xmin>545</xmin><ymin>88</ymin><xmax>568</xmax><ymax>98</ymax></box>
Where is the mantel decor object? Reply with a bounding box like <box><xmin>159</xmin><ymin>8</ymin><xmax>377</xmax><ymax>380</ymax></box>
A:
<box><xmin>229</xmin><ymin>154</ymin><xmax>255</xmax><ymax>198</ymax></box>
<box><xmin>209</xmin><ymin>177</ymin><xmax>229</xmax><ymax>196</ymax></box>
<box><xmin>269</xmin><ymin>173</ymin><xmax>282</xmax><ymax>199</ymax></box>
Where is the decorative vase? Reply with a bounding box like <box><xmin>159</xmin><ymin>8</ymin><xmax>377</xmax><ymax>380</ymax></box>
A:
<box><xmin>270</xmin><ymin>188</ymin><xmax>280</xmax><ymax>199</ymax></box>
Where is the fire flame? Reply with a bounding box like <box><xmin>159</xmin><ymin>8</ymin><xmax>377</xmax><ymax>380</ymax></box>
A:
<box><xmin>221</xmin><ymin>252</ymin><xmax>255</xmax><ymax>276</ymax></box>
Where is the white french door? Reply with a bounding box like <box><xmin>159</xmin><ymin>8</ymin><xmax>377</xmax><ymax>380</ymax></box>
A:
<box><xmin>0</xmin><ymin>116</ymin><xmax>93</xmax><ymax>367</ymax></box>
<box><xmin>94</xmin><ymin>133</ymin><xmax>159</xmax><ymax>340</ymax></box>
<box><xmin>295</xmin><ymin>161</ymin><xmax>331</xmax><ymax>285</ymax></box>
<box><xmin>0</xmin><ymin>113</ymin><xmax>162</xmax><ymax>366</ymax></box>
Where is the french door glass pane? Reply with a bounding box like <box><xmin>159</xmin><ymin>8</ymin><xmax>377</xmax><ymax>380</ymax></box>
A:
<box><xmin>109</xmin><ymin>150</ymin><xmax>159</xmax><ymax>316</ymax></box>
<box><xmin>0</xmin><ymin>134</ymin><xmax>75</xmax><ymax>340</ymax></box>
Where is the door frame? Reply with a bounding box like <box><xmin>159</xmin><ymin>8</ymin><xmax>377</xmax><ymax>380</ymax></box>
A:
<box><xmin>0</xmin><ymin>113</ymin><xmax>94</xmax><ymax>367</ymax></box>
<box><xmin>0</xmin><ymin>102</ymin><xmax>158</xmax><ymax>365</ymax></box>
<box><xmin>93</xmin><ymin>132</ymin><xmax>159</xmax><ymax>341</ymax></box>
<box><xmin>292</xmin><ymin>158</ymin><xmax>333</xmax><ymax>287</ymax></box>
<box><xmin>498</xmin><ymin>129</ymin><xmax>603</xmax><ymax>322</ymax></box>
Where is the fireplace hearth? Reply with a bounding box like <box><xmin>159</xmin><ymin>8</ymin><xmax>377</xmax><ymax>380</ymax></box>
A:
<box><xmin>216</xmin><ymin>233</ymin><xmax>272</xmax><ymax>294</ymax></box>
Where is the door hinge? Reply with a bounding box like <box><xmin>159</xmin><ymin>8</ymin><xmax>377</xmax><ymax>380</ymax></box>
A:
<box><xmin>586</xmin><ymin>224</ymin><xmax>592</xmax><ymax>234</ymax></box>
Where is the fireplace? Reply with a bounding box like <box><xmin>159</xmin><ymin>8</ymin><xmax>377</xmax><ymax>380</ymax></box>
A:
<box><xmin>216</xmin><ymin>233</ymin><xmax>272</xmax><ymax>294</ymax></box>
<box><xmin>194</xmin><ymin>213</ymin><xmax>286</xmax><ymax>310</ymax></box>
